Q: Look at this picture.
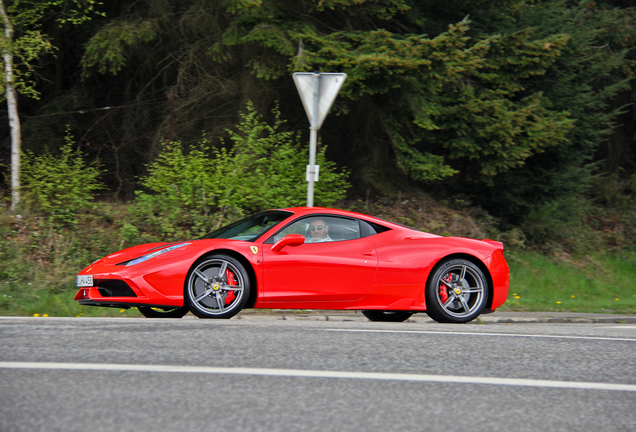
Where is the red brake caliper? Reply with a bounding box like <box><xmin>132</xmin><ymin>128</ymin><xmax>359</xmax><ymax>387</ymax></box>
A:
<box><xmin>225</xmin><ymin>269</ymin><xmax>237</xmax><ymax>304</ymax></box>
<box><xmin>439</xmin><ymin>273</ymin><xmax>452</xmax><ymax>303</ymax></box>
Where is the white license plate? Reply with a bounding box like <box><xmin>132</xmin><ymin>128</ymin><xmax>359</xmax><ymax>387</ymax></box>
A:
<box><xmin>76</xmin><ymin>275</ymin><xmax>94</xmax><ymax>287</ymax></box>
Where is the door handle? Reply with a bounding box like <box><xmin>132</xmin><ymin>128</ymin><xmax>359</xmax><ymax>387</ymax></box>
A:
<box><xmin>362</xmin><ymin>250</ymin><xmax>375</xmax><ymax>257</ymax></box>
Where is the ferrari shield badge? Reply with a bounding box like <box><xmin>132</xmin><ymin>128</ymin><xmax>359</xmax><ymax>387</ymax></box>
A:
<box><xmin>250</xmin><ymin>246</ymin><xmax>259</xmax><ymax>254</ymax></box>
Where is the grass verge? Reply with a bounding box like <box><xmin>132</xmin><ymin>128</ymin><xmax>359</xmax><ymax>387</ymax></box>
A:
<box><xmin>502</xmin><ymin>251</ymin><xmax>636</xmax><ymax>313</ymax></box>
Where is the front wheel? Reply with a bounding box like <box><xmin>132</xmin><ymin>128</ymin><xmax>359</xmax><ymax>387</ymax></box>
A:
<box><xmin>137</xmin><ymin>306</ymin><xmax>188</xmax><ymax>319</ymax></box>
<box><xmin>362</xmin><ymin>310</ymin><xmax>413</xmax><ymax>322</ymax></box>
<box><xmin>185</xmin><ymin>254</ymin><xmax>250</xmax><ymax>319</ymax></box>
<box><xmin>425</xmin><ymin>259</ymin><xmax>489</xmax><ymax>323</ymax></box>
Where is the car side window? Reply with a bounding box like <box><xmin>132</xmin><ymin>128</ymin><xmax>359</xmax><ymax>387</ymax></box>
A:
<box><xmin>359</xmin><ymin>220</ymin><xmax>388</xmax><ymax>237</ymax></box>
<box><xmin>274</xmin><ymin>220</ymin><xmax>310</xmax><ymax>241</ymax></box>
<box><xmin>271</xmin><ymin>216</ymin><xmax>362</xmax><ymax>243</ymax></box>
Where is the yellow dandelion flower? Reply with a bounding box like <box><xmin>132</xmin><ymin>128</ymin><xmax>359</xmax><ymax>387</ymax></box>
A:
<box><xmin>120</xmin><ymin>309</ymin><xmax>126</xmax><ymax>313</ymax></box>
<box><xmin>556</xmin><ymin>301</ymin><xmax>562</xmax><ymax>304</ymax></box>
<box><xmin>33</xmin><ymin>313</ymin><xmax>40</xmax><ymax>317</ymax></box>
<box><xmin>43</xmin><ymin>314</ymin><xmax>49</xmax><ymax>317</ymax></box>
<box><xmin>571</xmin><ymin>295</ymin><xmax>576</xmax><ymax>298</ymax></box>
<box><xmin>615</xmin><ymin>298</ymin><xmax>620</xmax><ymax>301</ymax></box>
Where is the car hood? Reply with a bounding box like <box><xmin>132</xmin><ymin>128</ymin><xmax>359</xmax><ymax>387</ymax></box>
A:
<box><xmin>93</xmin><ymin>242</ymin><xmax>183</xmax><ymax>266</ymax></box>
<box><xmin>90</xmin><ymin>237</ymin><xmax>258</xmax><ymax>267</ymax></box>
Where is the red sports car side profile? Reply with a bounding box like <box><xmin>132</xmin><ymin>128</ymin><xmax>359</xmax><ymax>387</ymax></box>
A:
<box><xmin>75</xmin><ymin>207</ymin><xmax>509</xmax><ymax>323</ymax></box>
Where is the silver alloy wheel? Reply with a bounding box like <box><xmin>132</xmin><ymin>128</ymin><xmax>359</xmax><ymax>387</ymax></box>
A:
<box><xmin>186</xmin><ymin>256</ymin><xmax>247</xmax><ymax>318</ymax></box>
<box><xmin>434</xmin><ymin>261</ymin><xmax>486</xmax><ymax>319</ymax></box>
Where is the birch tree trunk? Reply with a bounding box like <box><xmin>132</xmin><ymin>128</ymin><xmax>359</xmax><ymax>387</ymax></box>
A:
<box><xmin>0</xmin><ymin>0</ymin><xmax>21</xmax><ymax>212</ymax></box>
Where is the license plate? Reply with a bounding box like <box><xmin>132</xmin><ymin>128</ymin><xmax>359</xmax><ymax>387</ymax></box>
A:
<box><xmin>76</xmin><ymin>275</ymin><xmax>94</xmax><ymax>287</ymax></box>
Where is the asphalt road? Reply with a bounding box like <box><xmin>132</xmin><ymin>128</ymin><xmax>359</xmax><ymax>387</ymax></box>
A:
<box><xmin>1</xmin><ymin>316</ymin><xmax>635</xmax><ymax>432</ymax></box>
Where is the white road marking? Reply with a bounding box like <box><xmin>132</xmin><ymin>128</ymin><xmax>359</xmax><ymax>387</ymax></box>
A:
<box><xmin>1</xmin><ymin>362</ymin><xmax>635</xmax><ymax>392</ymax></box>
<box><xmin>324</xmin><ymin>328</ymin><xmax>636</xmax><ymax>342</ymax></box>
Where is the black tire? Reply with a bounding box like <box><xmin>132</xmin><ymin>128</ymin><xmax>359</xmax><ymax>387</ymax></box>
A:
<box><xmin>425</xmin><ymin>258</ymin><xmax>489</xmax><ymax>323</ymax></box>
<box><xmin>362</xmin><ymin>310</ymin><xmax>414</xmax><ymax>322</ymax></box>
<box><xmin>185</xmin><ymin>254</ymin><xmax>250</xmax><ymax>319</ymax></box>
<box><xmin>137</xmin><ymin>306</ymin><xmax>189</xmax><ymax>318</ymax></box>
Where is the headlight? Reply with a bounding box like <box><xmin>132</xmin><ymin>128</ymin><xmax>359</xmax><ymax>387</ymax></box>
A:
<box><xmin>126</xmin><ymin>243</ymin><xmax>191</xmax><ymax>266</ymax></box>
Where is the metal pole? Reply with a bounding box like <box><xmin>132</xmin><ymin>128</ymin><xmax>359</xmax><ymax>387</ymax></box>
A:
<box><xmin>307</xmin><ymin>73</ymin><xmax>320</xmax><ymax>207</ymax></box>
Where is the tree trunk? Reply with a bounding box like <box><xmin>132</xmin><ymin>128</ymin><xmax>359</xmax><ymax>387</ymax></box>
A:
<box><xmin>0</xmin><ymin>0</ymin><xmax>21</xmax><ymax>212</ymax></box>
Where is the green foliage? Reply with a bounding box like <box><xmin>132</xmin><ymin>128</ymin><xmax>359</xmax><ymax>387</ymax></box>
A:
<box><xmin>6</xmin><ymin>1</ymin><xmax>104</xmax><ymax>27</ymax></box>
<box><xmin>81</xmin><ymin>19</ymin><xmax>157</xmax><ymax>77</ymax></box>
<box><xmin>131</xmin><ymin>102</ymin><xmax>350</xmax><ymax>240</ymax></box>
<box><xmin>221</xmin><ymin>102</ymin><xmax>349</xmax><ymax>210</ymax></box>
<box><xmin>465</xmin><ymin>0</ymin><xmax>635</xmax><ymax>222</ymax></box>
<box><xmin>0</xmin><ymin>28</ymin><xmax>55</xmax><ymax>100</ymax></box>
<box><xmin>216</xmin><ymin>0</ymin><xmax>411</xmax><ymax>80</ymax></box>
<box><xmin>297</xmin><ymin>18</ymin><xmax>576</xmax><ymax>183</ymax></box>
<box><xmin>129</xmin><ymin>140</ymin><xmax>218</xmax><ymax>239</ymax></box>
<box><xmin>210</xmin><ymin>2</ymin><xmax>585</xmax><ymax>185</ymax></box>
<box><xmin>21</xmin><ymin>128</ymin><xmax>103</xmax><ymax>225</ymax></box>
<box><xmin>53</xmin><ymin>0</ymin><xmax>105</xmax><ymax>25</ymax></box>
<box><xmin>313</xmin><ymin>0</ymin><xmax>410</xmax><ymax>17</ymax></box>
<box><xmin>209</xmin><ymin>1</ymin><xmax>596</xmax><ymax>188</ymax></box>
<box><xmin>0</xmin><ymin>0</ymin><xmax>104</xmax><ymax>100</ymax></box>
<box><xmin>212</xmin><ymin>1</ymin><xmax>305</xmax><ymax>80</ymax></box>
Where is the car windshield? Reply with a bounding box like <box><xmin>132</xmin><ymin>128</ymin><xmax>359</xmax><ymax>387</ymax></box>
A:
<box><xmin>200</xmin><ymin>210</ymin><xmax>293</xmax><ymax>242</ymax></box>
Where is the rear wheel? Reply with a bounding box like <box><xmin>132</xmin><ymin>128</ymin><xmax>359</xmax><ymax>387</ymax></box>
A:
<box><xmin>362</xmin><ymin>310</ymin><xmax>413</xmax><ymax>322</ymax></box>
<box><xmin>137</xmin><ymin>306</ymin><xmax>188</xmax><ymax>318</ymax></box>
<box><xmin>425</xmin><ymin>258</ymin><xmax>489</xmax><ymax>323</ymax></box>
<box><xmin>185</xmin><ymin>254</ymin><xmax>250</xmax><ymax>319</ymax></box>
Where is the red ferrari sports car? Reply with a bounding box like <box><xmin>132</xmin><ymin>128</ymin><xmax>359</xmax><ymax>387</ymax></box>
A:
<box><xmin>75</xmin><ymin>207</ymin><xmax>509</xmax><ymax>323</ymax></box>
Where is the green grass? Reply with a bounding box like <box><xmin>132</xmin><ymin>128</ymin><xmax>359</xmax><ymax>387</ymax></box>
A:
<box><xmin>501</xmin><ymin>251</ymin><xmax>636</xmax><ymax>314</ymax></box>
<box><xmin>0</xmin><ymin>279</ymin><xmax>144</xmax><ymax>318</ymax></box>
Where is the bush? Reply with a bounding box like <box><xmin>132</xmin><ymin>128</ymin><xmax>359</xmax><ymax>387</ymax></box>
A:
<box><xmin>130</xmin><ymin>102</ymin><xmax>350</xmax><ymax>240</ymax></box>
<box><xmin>0</xmin><ymin>203</ymin><xmax>146</xmax><ymax>317</ymax></box>
<box><xmin>586</xmin><ymin>172</ymin><xmax>636</xmax><ymax>250</ymax></box>
<box><xmin>21</xmin><ymin>128</ymin><xmax>103</xmax><ymax>225</ymax></box>
<box><xmin>520</xmin><ymin>172</ymin><xmax>636</xmax><ymax>254</ymax></box>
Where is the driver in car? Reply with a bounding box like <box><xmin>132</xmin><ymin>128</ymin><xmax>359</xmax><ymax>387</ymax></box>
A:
<box><xmin>306</xmin><ymin>218</ymin><xmax>332</xmax><ymax>243</ymax></box>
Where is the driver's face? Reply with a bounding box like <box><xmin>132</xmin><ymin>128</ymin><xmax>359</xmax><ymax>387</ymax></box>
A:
<box><xmin>309</xmin><ymin>219</ymin><xmax>328</xmax><ymax>240</ymax></box>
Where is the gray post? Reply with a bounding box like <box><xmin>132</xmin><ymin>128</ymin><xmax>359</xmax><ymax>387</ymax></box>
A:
<box><xmin>307</xmin><ymin>73</ymin><xmax>320</xmax><ymax>207</ymax></box>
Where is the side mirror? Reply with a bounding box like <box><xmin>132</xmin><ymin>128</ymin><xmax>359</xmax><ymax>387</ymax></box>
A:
<box><xmin>271</xmin><ymin>234</ymin><xmax>305</xmax><ymax>252</ymax></box>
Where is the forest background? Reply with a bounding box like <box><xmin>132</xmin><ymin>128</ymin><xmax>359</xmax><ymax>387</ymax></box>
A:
<box><xmin>0</xmin><ymin>0</ymin><xmax>635</xmax><ymax>317</ymax></box>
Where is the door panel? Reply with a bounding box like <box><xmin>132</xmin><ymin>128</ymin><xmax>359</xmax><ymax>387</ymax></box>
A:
<box><xmin>260</xmin><ymin>238</ymin><xmax>378</xmax><ymax>302</ymax></box>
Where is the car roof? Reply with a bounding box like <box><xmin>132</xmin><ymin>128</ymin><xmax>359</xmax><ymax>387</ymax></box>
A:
<box><xmin>276</xmin><ymin>206</ymin><xmax>421</xmax><ymax>233</ymax></box>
